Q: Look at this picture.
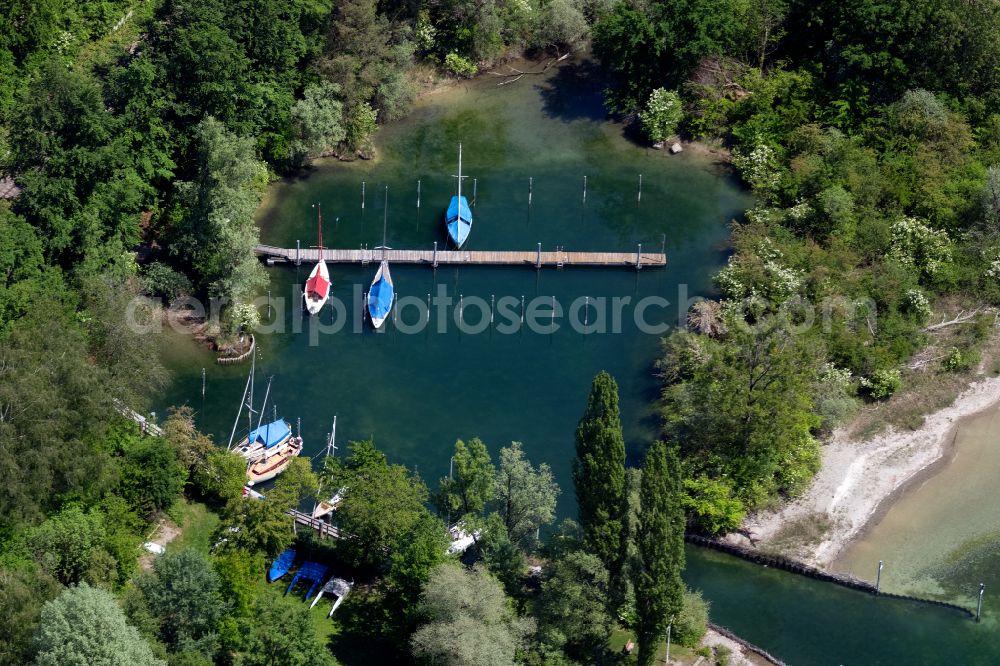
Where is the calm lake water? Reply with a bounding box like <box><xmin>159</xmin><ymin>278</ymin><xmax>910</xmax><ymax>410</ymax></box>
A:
<box><xmin>156</xmin><ymin>57</ymin><xmax>1000</xmax><ymax>662</ymax></box>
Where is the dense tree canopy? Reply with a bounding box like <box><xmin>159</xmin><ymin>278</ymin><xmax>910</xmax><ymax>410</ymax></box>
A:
<box><xmin>321</xmin><ymin>439</ymin><xmax>439</xmax><ymax>570</ymax></box>
<box><xmin>410</xmin><ymin>564</ymin><xmax>534</xmax><ymax>666</ymax></box>
<box><xmin>34</xmin><ymin>583</ymin><xmax>163</xmax><ymax>666</ymax></box>
<box><xmin>534</xmin><ymin>550</ymin><xmax>612</xmax><ymax>660</ymax></box>
<box><xmin>493</xmin><ymin>442</ymin><xmax>560</xmax><ymax>550</ymax></box>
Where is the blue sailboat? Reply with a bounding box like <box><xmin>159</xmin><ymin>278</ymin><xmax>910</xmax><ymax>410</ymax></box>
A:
<box><xmin>367</xmin><ymin>186</ymin><xmax>394</xmax><ymax>328</ymax></box>
<box><xmin>446</xmin><ymin>143</ymin><xmax>472</xmax><ymax>248</ymax></box>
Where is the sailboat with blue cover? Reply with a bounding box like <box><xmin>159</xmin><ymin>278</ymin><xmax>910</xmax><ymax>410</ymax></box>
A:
<box><xmin>226</xmin><ymin>356</ymin><xmax>303</xmax><ymax>485</ymax></box>
<box><xmin>367</xmin><ymin>186</ymin><xmax>394</xmax><ymax>329</ymax></box>
<box><xmin>445</xmin><ymin>143</ymin><xmax>472</xmax><ymax>248</ymax></box>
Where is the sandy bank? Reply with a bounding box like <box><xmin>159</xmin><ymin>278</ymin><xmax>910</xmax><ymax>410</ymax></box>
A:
<box><xmin>727</xmin><ymin>374</ymin><xmax>1000</xmax><ymax>568</ymax></box>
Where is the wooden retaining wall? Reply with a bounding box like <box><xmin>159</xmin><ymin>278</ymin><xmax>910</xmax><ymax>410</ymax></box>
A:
<box><xmin>217</xmin><ymin>335</ymin><xmax>255</xmax><ymax>365</ymax></box>
<box><xmin>687</xmin><ymin>535</ymin><xmax>974</xmax><ymax>618</ymax></box>
<box><xmin>708</xmin><ymin>623</ymin><xmax>788</xmax><ymax>666</ymax></box>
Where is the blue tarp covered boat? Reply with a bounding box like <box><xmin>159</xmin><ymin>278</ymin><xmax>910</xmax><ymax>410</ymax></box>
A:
<box><xmin>247</xmin><ymin>419</ymin><xmax>291</xmax><ymax>450</ymax></box>
<box><xmin>367</xmin><ymin>186</ymin><xmax>394</xmax><ymax>329</ymax></box>
<box><xmin>445</xmin><ymin>143</ymin><xmax>472</xmax><ymax>248</ymax></box>
<box><xmin>285</xmin><ymin>561</ymin><xmax>329</xmax><ymax>600</ymax></box>
<box><xmin>367</xmin><ymin>260</ymin><xmax>394</xmax><ymax>328</ymax></box>
<box><xmin>268</xmin><ymin>548</ymin><xmax>296</xmax><ymax>582</ymax></box>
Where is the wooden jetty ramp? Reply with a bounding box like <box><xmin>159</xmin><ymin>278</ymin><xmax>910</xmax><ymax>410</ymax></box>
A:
<box><xmin>289</xmin><ymin>509</ymin><xmax>342</xmax><ymax>540</ymax></box>
<box><xmin>255</xmin><ymin>244</ymin><xmax>666</xmax><ymax>269</ymax></box>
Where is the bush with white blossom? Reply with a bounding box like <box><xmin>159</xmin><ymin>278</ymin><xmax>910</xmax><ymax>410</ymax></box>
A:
<box><xmin>902</xmin><ymin>289</ymin><xmax>931</xmax><ymax>320</ymax></box>
<box><xmin>860</xmin><ymin>368</ymin><xmax>901</xmax><ymax>400</ymax></box>
<box><xmin>715</xmin><ymin>237</ymin><xmax>803</xmax><ymax>305</ymax></box>
<box><xmin>985</xmin><ymin>255</ymin><xmax>1000</xmax><ymax>281</ymax></box>
<box><xmin>640</xmin><ymin>88</ymin><xmax>684</xmax><ymax>144</ymax></box>
<box><xmin>227</xmin><ymin>302</ymin><xmax>260</xmax><ymax>334</ymax></box>
<box><xmin>890</xmin><ymin>216</ymin><xmax>952</xmax><ymax>278</ymax></box>
<box><xmin>731</xmin><ymin>142</ymin><xmax>780</xmax><ymax>193</ymax></box>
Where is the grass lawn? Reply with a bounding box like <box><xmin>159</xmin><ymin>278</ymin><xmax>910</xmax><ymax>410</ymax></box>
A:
<box><xmin>609</xmin><ymin>626</ymin><xmax>704</xmax><ymax>665</ymax></box>
<box><xmin>254</xmin><ymin>575</ymin><xmax>341</xmax><ymax>647</ymax></box>
<box><xmin>166</xmin><ymin>498</ymin><xmax>221</xmax><ymax>555</ymax></box>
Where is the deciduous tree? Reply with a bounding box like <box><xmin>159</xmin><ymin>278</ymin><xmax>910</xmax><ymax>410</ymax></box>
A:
<box><xmin>493</xmin><ymin>442</ymin><xmax>559</xmax><ymax>550</ymax></box>
<box><xmin>135</xmin><ymin>549</ymin><xmax>226</xmax><ymax>656</ymax></box>
<box><xmin>34</xmin><ymin>583</ymin><xmax>163</xmax><ymax>666</ymax></box>
<box><xmin>534</xmin><ymin>550</ymin><xmax>612</xmax><ymax>660</ymax></box>
<box><xmin>436</xmin><ymin>438</ymin><xmax>495</xmax><ymax>522</ymax></box>
<box><xmin>410</xmin><ymin>564</ymin><xmax>533</xmax><ymax>666</ymax></box>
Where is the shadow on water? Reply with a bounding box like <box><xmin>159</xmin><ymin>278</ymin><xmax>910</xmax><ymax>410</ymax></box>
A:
<box><xmin>537</xmin><ymin>58</ymin><xmax>610</xmax><ymax>123</ymax></box>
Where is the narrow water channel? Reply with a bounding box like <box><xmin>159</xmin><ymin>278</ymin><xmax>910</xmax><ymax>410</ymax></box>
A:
<box><xmin>156</xmin><ymin>56</ymin><xmax>999</xmax><ymax>663</ymax></box>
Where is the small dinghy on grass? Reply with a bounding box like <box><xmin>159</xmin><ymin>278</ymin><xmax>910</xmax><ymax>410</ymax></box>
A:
<box><xmin>268</xmin><ymin>548</ymin><xmax>296</xmax><ymax>582</ymax></box>
<box><xmin>285</xmin><ymin>561</ymin><xmax>328</xmax><ymax>600</ymax></box>
<box><xmin>310</xmin><ymin>577</ymin><xmax>354</xmax><ymax>617</ymax></box>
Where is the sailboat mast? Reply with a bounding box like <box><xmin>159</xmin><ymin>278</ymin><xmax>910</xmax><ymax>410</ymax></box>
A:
<box><xmin>246</xmin><ymin>348</ymin><xmax>255</xmax><ymax>438</ymax></box>
<box><xmin>329</xmin><ymin>415</ymin><xmax>337</xmax><ymax>457</ymax></box>
<box><xmin>382</xmin><ymin>186</ymin><xmax>388</xmax><ymax>262</ymax></box>
<box><xmin>227</xmin><ymin>353</ymin><xmax>254</xmax><ymax>450</ymax></box>
<box><xmin>317</xmin><ymin>203</ymin><xmax>323</xmax><ymax>251</ymax></box>
<box><xmin>256</xmin><ymin>377</ymin><xmax>273</xmax><ymax>431</ymax></box>
<box><xmin>457</xmin><ymin>143</ymin><xmax>462</xmax><ymax>200</ymax></box>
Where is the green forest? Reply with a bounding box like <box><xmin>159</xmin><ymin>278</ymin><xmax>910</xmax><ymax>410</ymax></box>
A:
<box><xmin>593</xmin><ymin>0</ymin><xmax>1000</xmax><ymax>533</ymax></box>
<box><xmin>3</xmin><ymin>0</ymin><xmax>1000</xmax><ymax>664</ymax></box>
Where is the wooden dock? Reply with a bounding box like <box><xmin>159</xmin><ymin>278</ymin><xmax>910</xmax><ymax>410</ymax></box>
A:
<box><xmin>255</xmin><ymin>244</ymin><xmax>666</xmax><ymax>269</ymax></box>
<box><xmin>289</xmin><ymin>509</ymin><xmax>342</xmax><ymax>540</ymax></box>
<box><xmin>113</xmin><ymin>399</ymin><xmax>164</xmax><ymax>437</ymax></box>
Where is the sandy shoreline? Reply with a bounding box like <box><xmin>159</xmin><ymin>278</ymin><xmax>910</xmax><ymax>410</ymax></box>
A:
<box><xmin>725</xmin><ymin>374</ymin><xmax>1000</xmax><ymax>569</ymax></box>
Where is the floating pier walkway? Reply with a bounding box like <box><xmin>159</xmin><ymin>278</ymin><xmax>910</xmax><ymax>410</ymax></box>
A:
<box><xmin>255</xmin><ymin>244</ymin><xmax>666</xmax><ymax>269</ymax></box>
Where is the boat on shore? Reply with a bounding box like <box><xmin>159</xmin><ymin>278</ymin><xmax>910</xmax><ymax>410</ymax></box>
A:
<box><xmin>303</xmin><ymin>203</ymin><xmax>330</xmax><ymax>315</ymax></box>
<box><xmin>367</xmin><ymin>186</ymin><xmax>394</xmax><ymax>328</ymax></box>
<box><xmin>268</xmin><ymin>548</ymin><xmax>296</xmax><ymax>582</ymax></box>
<box><xmin>445</xmin><ymin>143</ymin><xmax>472</xmax><ymax>248</ymax></box>
<box><xmin>310</xmin><ymin>577</ymin><xmax>354</xmax><ymax>617</ymax></box>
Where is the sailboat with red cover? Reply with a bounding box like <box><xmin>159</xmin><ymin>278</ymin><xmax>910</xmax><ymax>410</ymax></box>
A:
<box><xmin>303</xmin><ymin>204</ymin><xmax>331</xmax><ymax>315</ymax></box>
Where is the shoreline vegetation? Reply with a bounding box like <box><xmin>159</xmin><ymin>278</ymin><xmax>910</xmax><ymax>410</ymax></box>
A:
<box><xmin>732</xmin><ymin>371</ymin><xmax>1000</xmax><ymax>570</ymax></box>
<box><xmin>5</xmin><ymin>0</ymin><xmax>1000</xmax><ymax>663</ymax></box>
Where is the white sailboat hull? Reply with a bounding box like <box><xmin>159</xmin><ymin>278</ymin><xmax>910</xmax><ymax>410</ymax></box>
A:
<box><xmin>303</xmin><ymin>260</ymin><xmax>330</xmax><ymax>315</ymax></box>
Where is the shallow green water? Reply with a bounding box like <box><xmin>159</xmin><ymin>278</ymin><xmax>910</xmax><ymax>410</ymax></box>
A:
<box><xmin>835</xmin><ymin>403</ymin><xmax>1000</xmax><ymax>610</ymax></box>
<box><xmin>155</xmin><ymin>57</ymin><xmax>1000</xmax><ymax>663</ymax></box>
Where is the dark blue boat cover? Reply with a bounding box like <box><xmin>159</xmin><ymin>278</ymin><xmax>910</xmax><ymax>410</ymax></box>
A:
<box><xmin>248</xmin><ymin>419</ymin><xmax>290</xmax><ymax>449</ymax></box>
<box><xmin>368</xmin><ymin>266</ymin><xmax>394</xmax><ymax>321</ymax></box>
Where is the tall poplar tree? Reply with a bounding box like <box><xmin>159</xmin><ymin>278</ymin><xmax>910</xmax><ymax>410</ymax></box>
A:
<box><xmin>574</xmin><ymin>371</ymin><xmax>626</xmax><ymax>575</ymax></box>
<box><xmin>635</xmin><ymin>441</ymin><xmax>685</xmax><ymax>666</ymax></box>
